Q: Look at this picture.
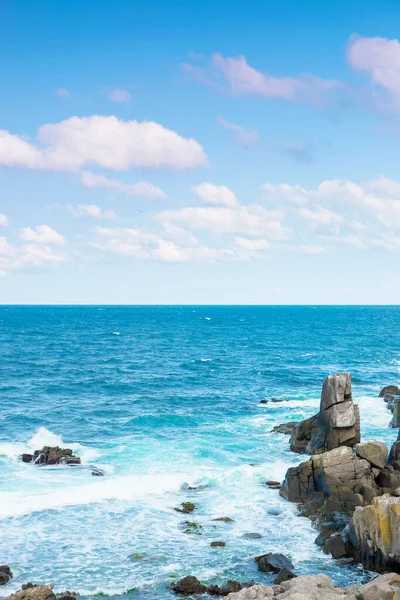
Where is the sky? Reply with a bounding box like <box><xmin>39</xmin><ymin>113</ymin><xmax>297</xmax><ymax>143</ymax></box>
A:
<box><xmin>1</xmin><ymin>0</ymin><xmax>400</xmax><ymax>304</ymax></box>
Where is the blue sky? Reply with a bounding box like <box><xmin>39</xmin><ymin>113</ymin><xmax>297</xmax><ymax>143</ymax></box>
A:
<box><xmin>1</xmin><ymin>0</ymin><xmax>400</xmax><ymax>303</ymax></box>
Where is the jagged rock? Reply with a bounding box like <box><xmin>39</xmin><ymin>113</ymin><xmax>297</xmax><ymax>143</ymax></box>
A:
<box><xmin>0</xmin><ymin>566</ymin><xmax>13</xmax><ymax>586</ymax></box>
<box><xmin>168</xmin><ymin>576</ymin><xmax>207</xmax><ymax>595</ymax></box>
<box><xmin>272</xmin><ymin>423</ymin><xmax>298</xmax><ymax>435</ymax></box>
<box><xmin>355</xmin><ymin>441</ymin><xmax>388</xmax><ymax>469</ymax></box>
<box><xmin>290</xmin><ymin>373</ymin><xmax>360</xmax><ymax>455</ymax></box>
<box><xmin>6</xmin><ymin>585</ymin><xmax>56</xmax><ymax>600</ymax></box>
<box><xmin>379</xmin><ymin>385</ymin><xmax>400</xmax><ymax>398</ymax></box>
<box><xmin>273</xmin><ymin>569</ymin><xmax>296</xmax><ymax>585</ymax></box>
<box><xmin>174</xmin><ymin>502</ymin><xmax>196</xmax><ymax>514</ymax></box>
<box><xmin>255</xmin><ymin>553</ymin><xmax>294</xmax><ymax>574</ymax></box>
<box><xmin>359</xmin><ymin>573</ymin><xmax>400</xmax><ymax>600</ymax></box>
<box><xmin>25</xmin><ymin>447</ymin><xmax>81</xmax><ymax>465</ymax></box>
<box><xmin>274</xmin><ymin>574</ymin><xmax>357</xmax><ymax>599</ymax></box>
<box><xmin>349</xmin><ymin>494</ymin><xmax>400</xmax><ymax>571</ymax></box>
<box><xmin>225</xmin><ymin>586</ymin><xmax>273</xmax><ymax>600</ymax></box>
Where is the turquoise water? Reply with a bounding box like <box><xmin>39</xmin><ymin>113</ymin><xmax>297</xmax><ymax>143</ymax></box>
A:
<box><xmin>0</xmin><ymin>306</ymin><xmax>399</xmax><ymax>598</ymax></box>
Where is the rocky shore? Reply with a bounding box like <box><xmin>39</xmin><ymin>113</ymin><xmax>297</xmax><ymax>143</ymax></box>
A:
<box><xmin>4</xmin><ymin>372</ymin><xmax>400</xmax><ymax>600</ymax></box>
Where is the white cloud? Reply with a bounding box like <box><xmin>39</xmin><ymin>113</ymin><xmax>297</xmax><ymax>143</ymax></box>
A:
<box><xmin>108</xmin><ymin>89</ymin><xmax>132</xmax><ymax>104</ymax></box>
<box><xmin>67</xmin><ymin>204</ymin><xmax>118</xmax><ymax>220</ymax></box>
<box><xmin>0</xmin><ymin>235</ymin><xmax>67</xmax><ymax>276</ymax></box>
<box><xmin>347</xmin><ymin>35</ymin><xmax>400</xmax><ymax>109</ymax></box>
<box><xmin>156</xmin><ymin>205</ymin><xmax>290</xmax><ymax>239</ymax></box>
<box><xmin>235</xmin><ymin>237</ymin><xmax>271</xmax><ymax>250</ymax></box>
<box><xmin>191</xmin><ymin>183</ymin><xmax>238</xmax><ymax>207</ymax></box>
<box><xmin>261</xmin><ymin>182</ymin><xmax>310</xmax><ymax>206</ymax></box>
<box><xmin>298</xmin><ymin>205</ymin><xmax>343</xmax><ymax>226</ymax></box>
<box><xmin>300</xmin><ymin>245</ymin><xmax>328</xmax><ymax>254</ymax></box>
<box><xmin>218</xmin><ymin>116</ymin><xmax>259</xmax><ymax>146</ymax></box>
<box><xmin>0</xmin><ymin>116</ymin><xmax>207</xmax><ymax>172</ymax></box>
<box><xmin>20</xmin><ymin>225</ymin><xmax>66</xmax><ymax>245</ymax></box>
<box><xmin>185</xmin><ymin>54</ymin><xmax>342</xmax><ymax>106</ymax></box>
<box><xmin>93</xmin><ymin>226</ymin><xmax>234</xmax><ymax>263</ymax></box>
<box><xmin>80</xmin><ymin>171</ymin><xmax>167</xmax><ymax>199</ymax></box>
<box><xmin>0</xmin><ymin>214</ymin><xmax>8</xmax><ymax>227</ymax></box>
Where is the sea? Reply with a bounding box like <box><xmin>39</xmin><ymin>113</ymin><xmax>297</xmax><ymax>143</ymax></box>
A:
<box><xmin>0</xmin><ymin>305</ymin><xmax>399</xmax><ymax>599</ymax></box>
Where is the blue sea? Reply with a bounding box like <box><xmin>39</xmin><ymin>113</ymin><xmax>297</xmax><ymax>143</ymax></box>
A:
<box><xmin>1</xmin><ymin>306</ymin><xmax>399</xmax><ymax>598</ymax></box>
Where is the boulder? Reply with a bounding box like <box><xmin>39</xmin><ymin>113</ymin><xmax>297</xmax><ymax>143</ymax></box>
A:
<box><xmin>255</xmin><ymin>553</ymin><xmax>294</xmax><ymax>574</ymax></box>
<box><xmin>273</xmin><ymin>569</ymin><xmax>296</xmax><ymax>585</ymax></box>
<box><xmin>289</xmin><ymin>373</ymin><xmax>360</xmax><ymax>455</ymax></box>
<box><xmin>225</xmin><ymin>586</ymin><xmax>274</xmax><ymax>600</ymax></box>
<box><xmin>349</xmin><ymin>494</ymin><xmax>400</xmax><ymax>572</ymax></box>
<box><xmin>0</xmin><ymin>566</ymin><xmax>12</xmax><ymax>586</ymax></box>
<box><xmin>379</xmin><ymin>385</ymin><xmax>400</xmax><ymax>398</ymax></box>
<box><xmin>210</xmin><ymin>541</ymin><xmax>226</xmax><ymax>547</ymax></box>
<box><xmin>273</xmin><ymin>574</ymin><xmax>357</xmax><ymax>599</ymax></box>
<box><xmin>168</xmin><ymin>576</ymin><xmax>206</xmax><ymax>595</ymax></box>
<box><xmin>6</xmin><ymin>586</ymin><xmax>56</xmax><ymax>600</ymax></box>
<box><xmin>25</xmin><ymin>447</ymin><xmax>81</xmax><ymax>465</ymax></box>
<box><xmin>355</xmin><ymin>441</ymin><xmax>388</xmax><ymax>469</ymax></box>
<box><xmin>323</xmin><ymin>533</ymin><xmax>347</xmax><ymax>559</ymax></box>
<box><xmin>359</xmin><ymin>573</ymin><xmax>400</xmax><ymax>600</ymax></box>
<box><xmin>174</xmin><ymin>502</ymin><xmax>196</xmax><ymax>514</ymax></box>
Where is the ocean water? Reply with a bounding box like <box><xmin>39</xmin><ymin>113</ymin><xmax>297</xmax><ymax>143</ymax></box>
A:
<box><xmin>0</xmin><ymin>305</ymin><xmax>399</xmax><ymax>598</ymax></box>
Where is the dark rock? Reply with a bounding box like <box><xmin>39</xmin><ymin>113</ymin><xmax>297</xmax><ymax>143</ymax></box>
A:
<box><xmin>0</xmin><ymin>566</ymin><xmax>12</xmax><ymax>586</ymax></box>
<box><xmin>388</xmin><ymin>441</ymin><xmax>400</xmax><ymax>464</ymax></box>
<box><xmin>182</xmin><ymin>521</ymin><xmax>202</xmax><ymax>535</ymax></box>
<box><xmin>241</xmin><ymin>533</ymin><xmax>263</xmax><ymax>539</ymax></box>
<box><xmin>212</xmin><ymin>517</ymin><xmax>234</xmax><ymax>523</ymax></box>
<box><xmin>56</xmin><ymin>593</ymin><xmax>77</xmax><ymax>600</ymax></box>
<box><xmin>271</xmin><ymin>422</ymin><xmax>298</xmax><ymax>435</ymax></box>
<box><xmin>273</xmin><ymin>568</ymin><xmax>297</xmax><ymax>585</ymax></box>
<box><xmin>290</xmin><ymin>415</ymin><xmax>317</xmax><ymax>453</ymax></box>
<box><xmin>255</xmin><ymin>553</ymin><xmax>294</xmax><ymax>574</ymax></box>
<box><xmin>323</xmin><ymin>534</ymin><xmax>347</xmax><ymax>559</ymax></box>
<box><xmin>270</xmin><ymin>398</ymin><xmax>289</xmax><ymax>403</ymax></box>
<box><xmin>206</xmin><ymin>580</ymin><xmax>256</xmax><ymax>596</ymax></box>
<box><xmin>379</xmin><ymin>385</ymin><xmax>400</xmax><ymax>398</ymax></box>
<box><xmin>30</xmin><ymin>446</ymin><xmax>81</xmax><ymax>466</ymax></box>
<box><xmin>22</xmin><ymin>454</ymin><xmax>33</xmax><ymax>463</ymax></box>
<box><xmin>259</xmin><ymin>399</ymin><xmax>269</xmax><ymax>404</ymax></box>
<box><xmin>174</xmin><ymin>502</ymin><xmax>196</xmax><ymax>514</ymax></box>
<box><xmin>210</xmin><ymin>541</ymin><xmax>225</xmax><ymax>547</ymax></box>
<box><xmin>265</xmin><ymin>481</ymin><xmax>281</xmax><ymax>489</ymax></box>
<box><xmin>168</xmin><ymin>576</ymin><xmax>206</xmax><ymax>595</ymax></box>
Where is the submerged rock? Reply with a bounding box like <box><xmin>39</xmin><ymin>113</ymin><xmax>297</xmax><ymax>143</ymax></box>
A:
<box><xmin>0</xmin><ymin>566</ymin><xmax>13</xmax><ymax>586</ymax></box>
<box><xmin>265</xmin><ymin>481</ymin><xmax>281</xmax><ymax>489</ymax></box>
<box><xmin>212</xmin><ymin>517</ymin><xmax>235</xmax><ymax>523</ymax></box>
<box><xmin>182</xmin><ymin>521</ymin><xmax>202</xmax><ymax>534</ymax></box>
<box><xmin>210</xmin><ymin>541</ymin><xmax>226</xmax><ymax>547</ymax></box>
<box><xmin>168</xmin><ymin>576</ymin><xmax>206</xmax><ymax>595</ymax></box>
<box><xmin>174</xmin><ymin>502</ymin><xmax>196</xmax><ymax>514</ymax></box>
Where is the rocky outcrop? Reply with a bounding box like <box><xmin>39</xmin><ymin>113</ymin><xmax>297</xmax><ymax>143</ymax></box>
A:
<box><xmin>0</xmin><ymin>566</ymin><xmax>13</xmax><ymax>586</ymax></box>
<box><xmin>271</xmin><ymin>423</ymin><xmax>298</xmax><ymax>435</ymax></box>
<box><xmin>290</xmin><ymin>373</ymin><xmax>360</xmax><ymax>455</ymax></box>
<box><xmin>5</xmin><ymin>586</ymin><xmax>77</xmax><ymax>600</ymax></box>
<box><xmin>356</xmin><ymin>441</ymin><xmax>388</xmax><ymax>469</ymax></box>
<box><xmin>349</xmin><ymin>494</ymin><xmax>400</xmax><ymax>572</ymax></box>
<box><xmin>379</xmin><ymin>385</ymin><xmax>400</xmax><ymax>398</ymax></box>
<box><xmin>225</xmin><ymin>575</ymin><xmax>359</xmax><ymax>599</ymax></box>
<box><xmin>174</xmin><ymin>502</ymin><xmax>195</xmax><ymax>514</ymax></box>
<box><xmin>22</xmin><ymin>447</ymin><xmax>81</xmax><ymax>465</ymax></box>
<box><xmin>254</xmin><ymin>554</ymin><xmax>294</xmax><ymax>574</ymax></box>
<box><xmin>168</xmin><ymin>576</ymin><xmax>256</xmax><ymax>596</ymax></box>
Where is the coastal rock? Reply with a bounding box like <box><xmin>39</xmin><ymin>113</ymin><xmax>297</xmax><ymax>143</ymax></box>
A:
<box><xmin>168</xmin><ymin>576</ymin><xmax>206</xmax><ymax>595</ymax></box>
<box><xmin>255</xmin><ymin>553</ymin><xmax>294</xmax><ymax>574</ymax></box>
<box><xmin>290</xmin><ymin>373</ymin><xmax>360</xmax><ymax>455</ymax></box>
<box><xmin>355</xmin><ymin>441</ymin><xmax>388</xmax><ymax>469</ymax></box>
<box><xmin>359</xmin><ymin>573</ymin><xmax>400</xmax><ymax>600</ymax></box>
<box><xmin>225</xmin><ymin>586</ymin><xmax>274</xmax><ymax>599</ymax></box>
<box><xmin>5</xmin><ymin>585</ymin><xmax>56</xmax><ymax>600</ymax></box>
<box><xmin>24</xmin><ymin>446</ymin><xmax>81</xmax><ymax>466</ymax></box>
<box><xmin>208</xmin><ymin>581</ymin><xmax>256</xmax><ymax>596</ymax></box>
<box><xmin>388</xmin><ymin>441</ymin><xmax>400</xmax><ymax>464</ymax></box>
<box><xmin>174</xmin><ymin>502</ymin><xmax>196</xmax><ymax>514</ymax></box>
<box><xmin>272</xmin><ymin>423</ymin><xmax>298</xmax><ymax>436</ymax></box>
<box><xmin>379</xmin><ymin>385</ymin><xmax>400</xmax><ymax>398</ymax></box>
<box><xmin>274</xmin><ymin>574</ymin><xmax>357</xmax><ymax>599</ymax></box>
<box><xmin>210</xmin><ymin>541</ymin><xmax>226</xmax><ymax>547</ymax></box>
<box><xmin>265</xmin><ymin>481</ymin><xmax>281</xmax><ymax>489</ymax></box>
<box><xmin>349</xmin><ymin>494</ymin><xmax>400</xmax><ymax>572</ymax></box>
<box><xmin>212</xmin><ymin>517</ymin><xmax>235</xmax><ymax>523</ymax></box>
<box><xmin>0</xmin><ymin>566</ymin><xmax>13</xmax><ymax>586</ymax></box>
<box><xmin>242</xmin><ymin>533</ymin><xmax>263</xmax><ymax>539</ymax></box>
<box><xmin>273</xmin><ymin>569</ymin><xmax>296</xmax><ymax>585</ymax></box>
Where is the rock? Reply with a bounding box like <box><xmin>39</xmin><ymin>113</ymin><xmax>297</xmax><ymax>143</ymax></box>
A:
<box><xmin>271</xmin><ymin>423</ymin><xmax>298</xmax><ymax>435</ymax></box>
<box><xmin>323</xmin><ymin>534</ymin><xmax>347</xmax><ymax>559</ymax></box>
<box><xmin>56</xmin><ymin>594</ymin><xmax>77</xmax><ymax>600</ymax></box>
<box><xmin>355</xmin><ymin>441</ymin><xmax>388</xmax><ymax>469</ymax></box>
<box><xmin>359</xmin><ymin>573</ymin><xmax>400</xmax><ymax>600</ymax></box>
<box><xmin>182</xmin><ymin>521</ymin><xmax>202</xmax><ymax>535</ymax></box>
<box><xmin>274</xmin><ymin>574</ymin><xmax>357</xmax><ymax>599</ymax></box>
<box><xmin>225</xmin><ymin>586</ymin><xmax>274</xmax><ymax>599</ymax></box>
<box><xmin>255</xmin><ymin>553</ymin><xmax>294</xmax><ymax>574</ymax></box>
<box><xmin>259</xmin><ymin>399</ymin><xmax>269</xmax><ymax>404</ymax></box>
<box><xmin>289</xmin><ymin>415</ymin><xmax>317</xmax><ymax>453</ymax></box>
<box><xmin>0</xmin><ymin>566</ymin><xmax>12</xmax><ymax>586</ymax></box>
<box><xmin>174</xmin><ymin>502</ymin><xmax>196</xmax><ymax>514</ymax></box>
<box><xmin>379</xmin><ymin>385</ymin><xmax>400</xmax><ymax>398</ymax></box>
<box><xmin>22</xmin><ymin>454</ymin><xmax>33</xmax><ymax>463</ymax></box>
<box><xmin>242</xmin><ymin>533</ymin><xmax>263</xmax><ymax>539</ymax></box>
<box><xmin>273</xmin><ymin>569</ymin><xmax>296</xmax><ymax>585</ymax></box>
<box><xmin>271</xmin><ymin>398</ymin><xmax>289</xmax><ymax>403</ymax></box>
<box><xmin>265</xmin><ymin>481</ymin><xmax>281</xmax><ymax>489</ymax></box>
<box><xmin>30</xmin><ymin>447</ymin><xmax>81</xmax><ymax>466</ymax></box>
<box><xmin>376</xmin><ymin>463</ymin><xmax>400</xmax><ymax>490</ymax></box>
<box><xmin>389</xmin><ymin>441</ymin><xmax>400</xmax><ymax>464</ymax></box>
<box><xmin>349</xmin><ymin>494</ymin><xmax>400</xmax><ymax>571</ymax></box>
<box><xmin>210</xmin><ymin>541</ymin><xmax>226</xmax><ymax>547</ymax></box>
<box><xmin>212</xmin><ymin>517</ymin><xmax>235</xmax><ymax>523</ymax></box>
<box><xmin>6</xmin><ymin>585</ymin><xmax>56</xmax><ymax>600</ymax></box>
<box><xmin>168</xmin><ymin>576</ymin><xmax>207</xmax><ymax>595</ymax></box>
<box><xmin>393</xmin><ymin>400</ymin><xmax>400</xmax><ymax>428</ymax></box>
